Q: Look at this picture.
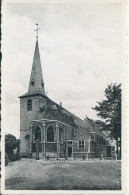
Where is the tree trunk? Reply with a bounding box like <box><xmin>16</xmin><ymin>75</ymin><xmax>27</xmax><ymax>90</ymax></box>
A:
<box><xmin>120</xmin><ymin>136</ymin><xmax>121</xmax><ymax>159</ymax></box>
<box><xmin>116</xmin><ymin>137</ymin><xmax>119</xmax><ymax>155</ymax></box>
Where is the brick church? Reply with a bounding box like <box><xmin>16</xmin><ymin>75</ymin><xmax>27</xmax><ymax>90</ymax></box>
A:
<box><xmin>19</xmin><ymin>36</ymin><xmax>109</xmax><ymax>159</ymax></box>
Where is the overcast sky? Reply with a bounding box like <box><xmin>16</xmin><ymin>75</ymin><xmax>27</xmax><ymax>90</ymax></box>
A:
<box><xmin>2</xmin><ymin>1</ymin><xmax>123</xmax><ymax>138</ymax></box>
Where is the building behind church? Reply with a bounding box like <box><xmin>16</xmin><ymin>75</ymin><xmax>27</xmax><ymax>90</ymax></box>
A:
<box><xmin>19</xmin><ymin>38</ymin><xmax>110</xmax><ymax>159</ymax></box>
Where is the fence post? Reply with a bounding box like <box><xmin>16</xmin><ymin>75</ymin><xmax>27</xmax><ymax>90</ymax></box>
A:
<box><xmin>87</xmin><ymin>153</ymin><xmax>89</xmax><ymax>161</ymax></box>
<box><xmin>116</xmin><ymin>153</ymin><xmax>117</xmax><ymax>161</ymax></box>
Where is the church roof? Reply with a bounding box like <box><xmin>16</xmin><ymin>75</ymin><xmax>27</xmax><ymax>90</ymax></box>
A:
<box><xmin>43</xmin><ymin>96</ymin><xmax>83</xmax><ymax>128</ymax></box>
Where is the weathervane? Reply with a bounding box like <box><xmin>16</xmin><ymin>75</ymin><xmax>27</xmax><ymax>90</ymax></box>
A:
<box><xmin>34</xmin><ymin>23</ymin><xmax>40</xmax><ymax>39</ymax></box>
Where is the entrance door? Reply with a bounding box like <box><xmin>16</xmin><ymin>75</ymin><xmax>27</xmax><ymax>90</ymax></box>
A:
<box><xmin>106</xmin><ymin>146</ymin><xmax>111</xmax><ymax>157</ymax></box>
<box><xmin>68</xmin><ymin>147</ymin><xmax>72</xmax><ymax>157</ymax></box>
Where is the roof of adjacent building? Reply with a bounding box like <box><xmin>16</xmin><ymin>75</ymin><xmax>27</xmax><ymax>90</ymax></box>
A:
<box><xmin>74</xmin><ymin>116</ymin><xmax>108</xmax><ymax>140</ymax></box>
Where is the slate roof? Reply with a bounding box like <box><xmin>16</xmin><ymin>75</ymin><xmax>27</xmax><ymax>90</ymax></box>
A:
<box><xmin>44</xmin><ymin>96</ymin><xmax>82</xmax><ymax>128</ymax></box>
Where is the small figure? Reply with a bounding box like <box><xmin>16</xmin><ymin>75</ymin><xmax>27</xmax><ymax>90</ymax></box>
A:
<box><xmin>29</xmin><ymin>153</ymin><xmax>32</xmax><ymax>158</ymax></box>
<box><xmin>83</xmin><ymin>155</ymin><xmax>85</xmax><ymax>160</ymax></box>
<box><xmin>47</xmin><ymin>155</ymin><xmax>49</xmax><ymax>160</ymax></box>
<box><xmin>65</xmin><ymin>155</ymin><xmax>67</xmax><ymax>160</ymax></box>
<box><xmin>100</xmin><ymin>153</ymin><xmax>103</xmax><ymax>160</ymax></box>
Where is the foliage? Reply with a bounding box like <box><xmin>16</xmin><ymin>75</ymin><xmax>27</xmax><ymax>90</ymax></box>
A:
<box><xmin>92</xmin><ymin>83</ymin><xmax>121</xmax><ymax>155</ymax></box>
<box><xmin>5</xmin><ymin>153</ymin><xmax>9</xmax><ymax>166</ymax></box>
<box><xmin>5</xmin><ymin>134</ymin><xmax>17</xmax><ymax>161</ymax></box>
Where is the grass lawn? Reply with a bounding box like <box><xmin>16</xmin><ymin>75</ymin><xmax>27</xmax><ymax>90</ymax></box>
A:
<box><xmin>5</xmin><ymin>158</ymin><xmax>121</xmax><ymax>190</ymax></box>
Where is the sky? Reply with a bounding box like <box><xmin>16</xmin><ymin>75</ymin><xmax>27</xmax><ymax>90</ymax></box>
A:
<box><xmin>2</xmin><ymin>1</ymin><xmax>123</xmax><ymax>138</ymax></box>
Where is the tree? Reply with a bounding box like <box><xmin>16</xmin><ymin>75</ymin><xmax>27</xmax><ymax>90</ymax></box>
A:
<box><xmin>92</xmin><ymin>83</ymin><xmax>121</xmax><ymax>157</ymax></box>
<box><xmin>5</xmin><ymin>134</ymin><xmax>17</xmax><ymax>161</ymax></box>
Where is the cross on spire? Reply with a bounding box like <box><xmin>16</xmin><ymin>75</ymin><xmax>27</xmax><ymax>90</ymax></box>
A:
<box><xmin>34</xmin><ymin>23</ymin><xmax>40</xmax><ymax>39</ymax></box>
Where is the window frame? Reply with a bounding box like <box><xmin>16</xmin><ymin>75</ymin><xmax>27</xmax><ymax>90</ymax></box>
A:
<box><xmin>31</xmin><ymin>80</ymin><xmax>34</xmax><ymax>86</ymax></box>
<box><xmin>47</xmin><ymin>127</ymin><xmax>54</xmax><ymax>143</ymax></box>
<box><xmin>78</xmin><ymin>141</ymin><xmax>85</xmax><ymax>149</ymax></box>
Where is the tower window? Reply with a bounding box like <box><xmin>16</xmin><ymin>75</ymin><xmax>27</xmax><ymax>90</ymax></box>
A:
<box><xmin>27</xmin><ymin>100</ymin><xmax>32</xmax><ymax>111</ymax></box>
<box><xmin>31</xmin><ymin>80</ymin><xmax>34</xmax><ymax>86</ymax></box>
<box><xmin>47</xmin><ymin>127</ymin><xmax>54</xmax><ymax>142</ymax></box>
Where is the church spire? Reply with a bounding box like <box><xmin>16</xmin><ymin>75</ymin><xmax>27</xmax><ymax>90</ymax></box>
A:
<box><xmin>28</xmin><ymin>27</ymin><xmax>45</xmax><ymax>96</ymax></box>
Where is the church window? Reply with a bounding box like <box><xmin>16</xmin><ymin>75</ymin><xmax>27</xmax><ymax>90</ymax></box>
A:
<box><xmin>47</xmin><ymin>127</ymin><xmax>54</xmax><ymax>142</ymax></box>
<box><xmin>27</xmin><ymin>100</ymin><xmax>32</xmax><ymax>111</ymax></box>
<box><xmin>78</xmin><ymin>141</ymin><xmax>85</xmax><ymax>149</ymax></box>
<box><xmin>35</xmin><ymin>126</ymin><xmax>41</xmax><ymax>142</ymax></box>
<box><xmin>59</xmin><ymin>128</ymin><xmax>63</xmax><ymax>142</ymax></box>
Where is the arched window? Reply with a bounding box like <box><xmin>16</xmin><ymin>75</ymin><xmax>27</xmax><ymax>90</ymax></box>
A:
<box><xmin>35</xmin><ymin>126</ymin><xmax>41</xmax><ymax>142</ymax></box>
<box><xmin>27</xmin><ymin>100</ymin><xmax>32</xmax><ymax>111</ymax></box>
<box><xmin>47</xmin><ymin>127</ymin><xmax>54</xmax><ymax>142</ymax></box>
<box><xmin>59</xmin><ymin>128</ymin><xmax>63</xmax><ymax>142</ymax></box>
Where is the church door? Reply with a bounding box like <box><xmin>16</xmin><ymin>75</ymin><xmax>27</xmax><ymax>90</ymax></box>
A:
<box><xmin>68</xmin><ymin>147</ymin><xmax>72</xmax><ymax>157</ymax></box>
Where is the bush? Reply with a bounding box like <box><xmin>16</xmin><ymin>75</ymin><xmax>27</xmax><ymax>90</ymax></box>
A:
<box><xmin>7</xmin><ymin>152</ymin><xmax>17</xmax><ymax>162</ymax></box>
<box><xmin>5</xmin><ymin>153</ymin><xmax>9</xmax><ymax>166</ymax></box>
<box><xmin>5</xmin><ymin>134</ymin><xmax>18</xmax><ymax>162</ymax></box>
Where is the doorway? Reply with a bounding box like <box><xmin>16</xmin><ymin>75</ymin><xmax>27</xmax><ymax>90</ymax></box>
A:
<box><xmin>68</xmin><ymin>147</ymin><xmax>72</xmax><ymax>157</ymax></box>
<box><xmin>106</xmin><ymin>146</ymin><xmax>111</xmax><ymax>157</ymax></box>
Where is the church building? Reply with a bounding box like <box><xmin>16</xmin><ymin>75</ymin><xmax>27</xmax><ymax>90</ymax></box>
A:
<box><xmin>19</xmin><ymin>35</ymin><xmax>109</xmax><ymax>159</ymax></box>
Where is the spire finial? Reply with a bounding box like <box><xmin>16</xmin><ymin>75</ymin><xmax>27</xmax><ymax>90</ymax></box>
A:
<box><xmin>34</xmin><ymin>23</ymin><xmax>40</xmax><ymax>39</ymax></box>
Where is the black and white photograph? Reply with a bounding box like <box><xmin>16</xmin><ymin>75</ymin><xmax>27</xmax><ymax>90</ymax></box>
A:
<box><xmin>1</xmin><ymin>0</ymin><xmax>127</xmax><ymax>194</ymax></box>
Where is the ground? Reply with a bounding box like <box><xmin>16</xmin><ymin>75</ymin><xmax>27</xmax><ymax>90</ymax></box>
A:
<box><xmin>5</xmin><ymin>158</ymin><xmax>121</xmax><ymax>190</ymax></box>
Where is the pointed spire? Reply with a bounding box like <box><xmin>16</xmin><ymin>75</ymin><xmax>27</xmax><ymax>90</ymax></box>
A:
<box><xmin>28</xmin><ymin>39</ymin><xmax>46</xmax><ymax>96</ymax></box>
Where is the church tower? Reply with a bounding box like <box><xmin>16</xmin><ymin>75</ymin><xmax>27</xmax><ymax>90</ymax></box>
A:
<box><xmin>19</xmin><ymin>25</ymin><xmax>47</xmax><ymax>155</ymax></box>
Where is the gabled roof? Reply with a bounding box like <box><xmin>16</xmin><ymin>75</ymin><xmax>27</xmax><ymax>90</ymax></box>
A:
<box><xmin>86</xmin><ymin>117</ymin><xmax>107</xmax><ymax>139</ymax></box>
<box><xmin>74</xmin><ymin>116</ymin><xmax>108</xmax><ymax>140</ymax></box>
<box><xmin>75</xmin><ymin>116</ymin><xmax>95</xmax><ymax>137</ymax></box>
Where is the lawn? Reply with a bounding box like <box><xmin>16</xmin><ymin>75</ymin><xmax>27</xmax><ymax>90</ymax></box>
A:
<box><xmin>5</xmin><ymin>158</ymin><xmax>121</xmax><ymax>190</ymax></box>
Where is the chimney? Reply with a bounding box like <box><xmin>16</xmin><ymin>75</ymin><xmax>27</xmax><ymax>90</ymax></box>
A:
<box><xmin>60</xmin><ymin>102</ymin><xmax>62</xmax><ymax>107</ymax></box>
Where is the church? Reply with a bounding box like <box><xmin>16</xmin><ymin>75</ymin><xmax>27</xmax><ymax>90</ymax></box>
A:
<box><xmin>19</xmin><ymin>34</ymin><xmax>109</xmax><ymax>159</ymax></box>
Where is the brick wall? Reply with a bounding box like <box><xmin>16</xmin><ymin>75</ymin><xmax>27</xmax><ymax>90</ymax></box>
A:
<box><xmin>45</xmin><ymin>143</ymin><xmax>57</xmax><ymax>152</ymax></box>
